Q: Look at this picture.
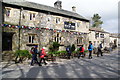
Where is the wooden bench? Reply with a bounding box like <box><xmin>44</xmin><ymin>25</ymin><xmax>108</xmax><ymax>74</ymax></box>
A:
<box><xmin>46</xmin><ymin>54</ymin><xmax>56</xmax><ymax>62</ymax></box>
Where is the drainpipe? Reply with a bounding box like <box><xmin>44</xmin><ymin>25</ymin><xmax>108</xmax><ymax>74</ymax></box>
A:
<box><xmin>15</xmin><ymin>7</ymin><xmax>23</xmax><ymax>63</ymax></box>
<box><xmin>18</xmin><ymin>7</ymin><xmax>23</xmax><ymax>50</ymax></box>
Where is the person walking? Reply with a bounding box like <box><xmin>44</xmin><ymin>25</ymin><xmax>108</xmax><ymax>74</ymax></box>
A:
<box><xmin>30</xmin><ymin>46</ymin><xmax>40</xmax><ymax>66</ymax></box>
<box><xmin>97</xmin><ymin>43</ymin><xmax>103</xmax><ymax>57</ymax></box>
<box><xmin>39</xmin><ymin>47</ymin><xmax>47</xmax><ymax>66</ymax></box>
<box><xmin>66</xmin><ymin>45</ymin><xmax>71</xmax><ymax>59</ymax></box>
<box><xmin>88</xmin><ymin>42</ymin><xmax>93</xmax><ymax>59</ymax></box>
<box><xmin>78</xmin><ymin>45</ymin><xmax>85</xmax><ymax>59</ymax></box>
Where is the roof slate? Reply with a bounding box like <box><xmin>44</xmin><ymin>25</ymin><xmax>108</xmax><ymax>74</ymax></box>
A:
<box><xmin>89</xmin><ymin>27</ymin><xmax>109</xmax><ymax>33</ymax></box>
<box><xmin>2</xmin><ymin>0</ymin><xmax>89</xmax><ymax>21</ymax></box>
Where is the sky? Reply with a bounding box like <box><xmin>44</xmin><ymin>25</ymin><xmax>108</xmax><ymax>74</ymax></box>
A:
<box><xmin>26</xmin><ymin>0</ymin><xmax>119</xmax><ymax>33</ymax></box>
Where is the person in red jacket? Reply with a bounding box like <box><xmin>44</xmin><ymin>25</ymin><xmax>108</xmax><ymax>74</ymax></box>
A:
<box><xmin>39</xmin><ymin>47</ymin><xmax>47</xmax><ymax>66</ymax></box>
<box><xmin>78</xmin><ymin>45</ymin><xmax>85</xmax><ymax>59</ymax></box>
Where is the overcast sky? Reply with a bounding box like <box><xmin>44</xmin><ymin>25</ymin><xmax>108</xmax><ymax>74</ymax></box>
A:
<box><xmin>26</xmin><ymin>0</ymin><xmax>119</xmax><ymax>33</ymax></box>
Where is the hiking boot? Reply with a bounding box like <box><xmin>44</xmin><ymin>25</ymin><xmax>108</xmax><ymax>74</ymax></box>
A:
<box><xmin>44</xmin><ymin>63</ymin><xmax>47</xmax><ymax>65</ymax></box>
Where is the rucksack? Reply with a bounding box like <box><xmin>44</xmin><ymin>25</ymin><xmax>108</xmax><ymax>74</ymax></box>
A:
<box><xmin>88</xmin><ymin>45</ymin><xmax>91</xmax><ymax>49</ymax></box>
<box><xmin>66</xmin><ymin>47</ymin><xmax>69</xmax><ymax>52</ymax></box>
<box><xmin>79</xmin><ymin>47</ymin><xmax>82</xmax><ymax>51</ymax></box>
<box><xmin>38</xmin><ymin>50</ymin><xmax>42</xmax><ymax>56</ymax></box>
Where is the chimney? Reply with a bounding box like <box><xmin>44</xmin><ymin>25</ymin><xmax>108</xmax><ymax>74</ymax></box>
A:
<box><xmin>54</xmin><ymin>0</ymin><xmax>62</xmax><ymax>9</ymax></box>
<box><xmin>72</xmin><ymin>6</ymin><xmax>76</xmax><ymax>12</ymax></box>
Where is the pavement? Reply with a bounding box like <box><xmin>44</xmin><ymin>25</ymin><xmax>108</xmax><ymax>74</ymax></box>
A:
<box><xmin>1</xmin><ymin>48</ymin><xmax>120</xmax><ymax>79</ymax></box>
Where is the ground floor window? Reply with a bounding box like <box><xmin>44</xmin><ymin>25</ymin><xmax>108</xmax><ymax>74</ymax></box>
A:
<box><xmin>28</xmin><ymin>34</ymin><xmax>37</xmax><ymax>44</ymax></box>
<box><xmin>54</xmin><ymin>33</ymin><xmax>62</xmax><ymax>43</ymax></box>
<box><xmin>77</xmin><ymin>37</ymin><xmax>83</xmax><ymax>44</ymax></box>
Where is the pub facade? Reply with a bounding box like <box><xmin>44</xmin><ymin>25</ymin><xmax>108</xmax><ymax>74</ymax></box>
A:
<box><xmin>1</xmin><ymin>0</ymin><xmax>90</xmax><ymax>52</ymax></box>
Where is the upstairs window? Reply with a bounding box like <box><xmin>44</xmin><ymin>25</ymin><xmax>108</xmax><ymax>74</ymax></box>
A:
<box><xmin>30</xmin><ymin>13</ymin><xmax>36</xmax><ymax>20</ymax></box>
<box><xmin>30</xmin><ymin>13</ymin><xmax>32</xmax><ymax>20</ymax></box>
<box><xmin>77</xmin><ymin>22</ymin><xmax>80</xmax><ymax>27</ymax></box>
<box><xmin>95</xmin><ymin>33</ymin><xmax>99</xmax><ymax>39</ymax></box>
<box><xmin>22</xmin><ymin>14</ymin><xmax>25</xmax><ymax>19</ymax></box>
<box><xmin>5</xmin><ymin>8</ymin><xmax>11</xmax><ymax>17</ymax></box>
<box><xmin>56</xmin><ymin>17</ymin><xmax>60</xmax><ymax>24</ymax></box>
<box><xmin>100</xmin><ymin>34</ymin><xmax>104</xmax><ymax>38</ymax></box>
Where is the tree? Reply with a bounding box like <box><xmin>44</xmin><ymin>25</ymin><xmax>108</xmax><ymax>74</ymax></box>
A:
<box><xmin>91</xmin><ymin>14</ymin><xmax>103</xmax><ymax>27</ymax></box>
<box><xmin>49</xmin><ymin>42</ymin><xmax>60</xmax><ymax>52</ymax></box>
<box><xmin>71</xmin><ymin>44</ymin><xmax>75</xmax><ymax>52</ymax></box>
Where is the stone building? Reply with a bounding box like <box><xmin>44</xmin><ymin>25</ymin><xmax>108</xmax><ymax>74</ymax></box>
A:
<box><xmin>109</xmin><ymin>33</ymin><xmax>119</xmax><ymax>47</ymax></box>
<box><xmin>1</xmin><ymin>0</ymin><xmax>90</xmax><ymax>52</ymax></box>
<box><xmin>89</xmin><ymin>27</ymin><xmax>110</xmax><ymax>48</ymax></box>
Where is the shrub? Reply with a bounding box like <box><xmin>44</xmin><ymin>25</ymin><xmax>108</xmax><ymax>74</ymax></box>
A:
<box><xmin>59</xmin><ymin>51</ymin><xmax>67</xmax><ymax>54</ymax></box>
<box><xmin>53</xmin><ymin>42</ymin><xmax>60</xmax><ymax>49</ymax></box>
<box><xmin>15</xmin><ymin>50</ymin><xmax>32</xmax><ymax>59</ymax></box>
<box><xmin>49</xmin><ymin>42</ymin><xmax>60</xmax><ymax>52</ymax></box>
<box><xmin>84</xmin><ymin>50</ymin><xmax>88</xmax><ymax>53</ymax></box>
<box><xmin>71</xmin><ymin>44</ymin><xmax>75</xmax><ymax>52</ymax></box>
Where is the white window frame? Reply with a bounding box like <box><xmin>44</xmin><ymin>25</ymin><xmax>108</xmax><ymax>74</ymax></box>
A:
<box><xmin>29</xmin><ymin>13</ymin><xmax>36</xmax><ymax>20</ymax></box>
<box><xmin>5</xmin><ymin>8</ymin><xmax>11</xmax><ymax>17</ymax></box>
<box><xmin>56</xmin><ymin>17</ymin><xmax>60</xmax><ymax>24</ymax></box>
<box><xmin>54</xmin><ymin>33</ymin><xmax>62</xmax><ymax>43</ymax></box>
<box><xmin>77</xmin><ymin>37</ymin><xmax>83</xmax><ymax>44</ymax></box>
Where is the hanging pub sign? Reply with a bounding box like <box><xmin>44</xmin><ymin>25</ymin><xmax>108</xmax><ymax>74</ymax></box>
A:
<box><xmin>64</xmin><ymin>22</ymin><xmax>75</xmax><ymax>30</ymax></box>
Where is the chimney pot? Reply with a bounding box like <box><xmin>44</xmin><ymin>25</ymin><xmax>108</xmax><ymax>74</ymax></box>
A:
<box><xmin>72</xmin><ymin>6</ymin><xmax>76</xmax><ymax>12</ymax></box>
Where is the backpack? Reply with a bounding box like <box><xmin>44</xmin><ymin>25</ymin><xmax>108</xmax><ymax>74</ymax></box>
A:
<box><xmin>79</xmin><ymin>47</ymin><xmax>82</xmax><ymax>51</ymax></box>
<box><xmin>66</xmin><ymin>47</ymin><xmax>69</xmax><ymax>52</ymax></box>
<box><xmin>88</xmin><ymin>45</ymin><xmax>91</xmax><ymax>49</ymax></box>
<box><xmin>38</xmin><ymin>50</ymin><xmax>42</xmax><ymax>56</ymax></box>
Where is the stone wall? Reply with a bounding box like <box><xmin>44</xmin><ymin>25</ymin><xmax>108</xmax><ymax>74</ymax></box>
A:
<box><xmin>3</xmin><ymin>6</ymin><xmax>89</xmax><ymax>52</ymax></box>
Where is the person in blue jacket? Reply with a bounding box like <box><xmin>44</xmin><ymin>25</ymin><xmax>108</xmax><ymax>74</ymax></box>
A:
<box><xmin>88</xmin><ymin>42</ymin><xmax>94</xmax><ymax>59</ymax></box>
<box><xmin>66</xmin><ymin>45</ymin><xmax>71</xmax><ymax>59</ymax></box>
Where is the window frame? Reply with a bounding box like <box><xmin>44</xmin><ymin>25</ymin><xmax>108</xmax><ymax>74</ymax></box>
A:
<box><xmin>28</xmin><ymin>34</ymin><xmax>37</xmax><ymax>44</ymax></box>
<box><xmin>77</xmin><ymin>37</ymin><xmax>83</xmax><ymax>44</ymax></box>
<box><xmin>5</xmin><ymin>8</ymin><xmax>11</xmax><ymax>17</ymax></box>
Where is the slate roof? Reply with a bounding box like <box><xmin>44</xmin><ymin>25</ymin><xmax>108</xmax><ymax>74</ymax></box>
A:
<box><xmin>110</xmin><ymin>33</ymin><xmax>120</xmax><ymax>38</ymax></box>
<box><xmin>2</xmin><ymin>0</ymin><xmax>89</xmax><ymax>22</ymax></box>
<box><xmin>89</xmin><ymin>27</ymin><xmax>109</xmax><ymax>33</ymax></box>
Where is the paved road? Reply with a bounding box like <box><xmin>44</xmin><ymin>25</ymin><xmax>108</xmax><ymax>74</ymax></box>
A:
<box><xmin>1</xmin><ymin>48</ymin><xmax>120</xmax><ymax>78</ymax></box>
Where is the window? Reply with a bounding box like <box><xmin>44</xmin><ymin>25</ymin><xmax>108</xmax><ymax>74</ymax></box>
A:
<box><xmin>48</xmin><ymin>17</ymin><xmax>51</xmax><ymax>21</ymax></box>
<box><xmin>56</xmin><ymin>17</ymin><xmax>60</xmax><ymax>24</ymax></box>
<box><xmin>30</xmin><ymin>13</ymin><xmax>36</xmax><ymax>20</ymax></box>
<box><xmin>33</xmin><ymin>13</ymin><xmax>35</xmax><ymax>18</ymax></box>
<box><xmin>77</xmin><ymin>37</ymin><xmax>83</xmax><ymax>44</ymax></box>
<box><xmin>22</xmin><ymin>14</ymin><xmax>25</xmax><ymax>19</ymax></box>
<box><xmin>54</xmin><ymin>33</ymin><xmax>62</xmax><ymax>43</ymax></box>
<box><xmin>30</xmin><ymin>13</ymin><xmax>32</xmax><ymax>20</ymax></box>
<box><xmin>5</xmin><ymin>8</ymin><xmax>11</xmax><ymax>17</ymax></box>
<box><xmin>95</xmin><ymin>33</ymin><xmax>99</xmax><ymax>39</ymax></box>
<box><xmin>28</xmin><ymin>34</ymin><xmax>37</xmax><ymax>43</ymax></box>
<box><xmin>77</xmin><ymin>22</ymin><xmax>80</xmax><ymax>27</ymax></box>
<box><xmin>100</xmin><ymin>34</ymin><xmax>104</xmax><ymax>38</ymax></box>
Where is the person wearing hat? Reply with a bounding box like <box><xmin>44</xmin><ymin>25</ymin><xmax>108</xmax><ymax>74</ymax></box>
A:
<box><xmin>39</xmin><ymin>47</ymin><xmax>47</xmax><ymax>66</ymax></box>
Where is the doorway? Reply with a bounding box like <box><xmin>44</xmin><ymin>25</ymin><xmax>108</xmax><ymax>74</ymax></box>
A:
<box><xmin>2</xmin><ymin>32</ymin><xmax>14</xmax><ymax>51</ymax></box>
